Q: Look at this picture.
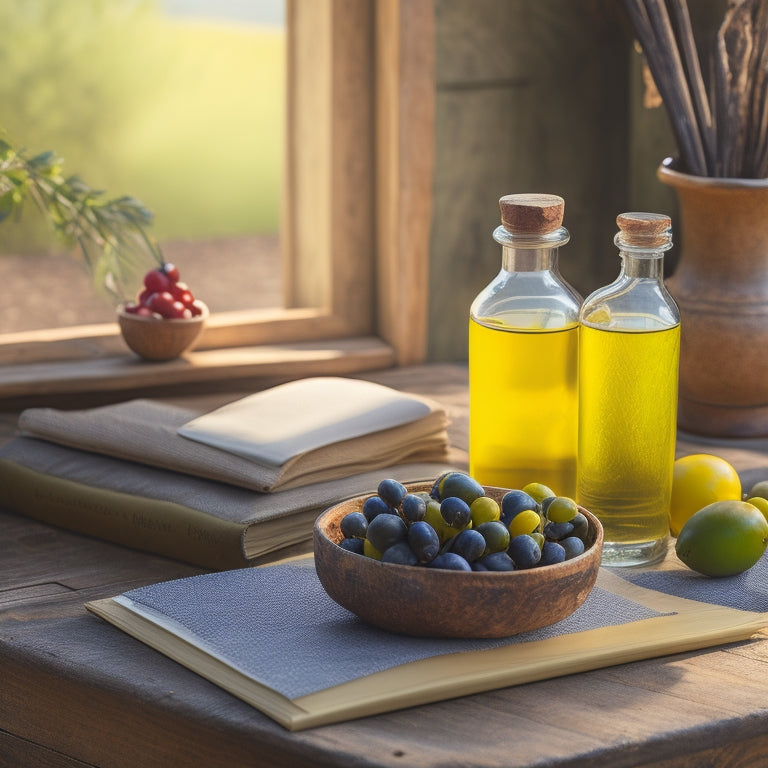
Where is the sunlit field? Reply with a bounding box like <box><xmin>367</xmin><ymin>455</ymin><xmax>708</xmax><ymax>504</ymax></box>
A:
<box><xmin>0</xmin><ymin>1</ymin><xmax>284</xmax><ymax>254</ymax></box>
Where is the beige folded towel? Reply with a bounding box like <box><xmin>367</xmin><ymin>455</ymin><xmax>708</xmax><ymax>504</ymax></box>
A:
<box><xmin>19</xmin><ymin>378</ymin><xmax>451</xmax><ymax>492</ymax></box>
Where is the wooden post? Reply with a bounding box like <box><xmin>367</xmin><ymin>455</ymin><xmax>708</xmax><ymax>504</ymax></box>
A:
<box><xmin>376</xmin><ymin>0</ymin><xmax>436</xmax><ymax>366</ymax></box>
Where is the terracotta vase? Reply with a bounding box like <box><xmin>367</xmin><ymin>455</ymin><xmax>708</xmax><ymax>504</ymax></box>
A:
<box><xmin>658</xmin><ymin>158</ymin><xmax>768</xmax><ymax>438</ymax></box>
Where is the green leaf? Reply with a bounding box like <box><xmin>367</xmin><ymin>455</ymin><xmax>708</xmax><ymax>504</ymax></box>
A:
<box><xmin>0</xmin><ymin>189</ymin><xmax>16</xmax><ymax>222</ymax></box>
<box><xmin>65</xmin><ymin>175</ymin><xmax>100</xmax><ymax>198</ymax></box>
<box><xmin>28</xmin><ymin>150</ymin><xmax>60</xmax><ymax>173</ymax></box>
<box><xmin>0</xmin><ymin>131</ymin><xmax>163</xmax><ymax>300</ymax></box>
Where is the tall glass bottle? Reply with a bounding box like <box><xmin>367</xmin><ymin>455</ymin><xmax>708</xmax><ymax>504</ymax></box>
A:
<box><xmin>577</xmin><ymin>212</ymin><xmax>680</xmax><ymax>566</ymax></box>
<box><xmin>469</xmin><ymin>193</ymin><xmax>581</xmax><ymax>497</ymax></box>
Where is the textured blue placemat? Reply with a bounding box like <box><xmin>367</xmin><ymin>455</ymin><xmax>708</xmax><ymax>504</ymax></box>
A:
<box><xmin>121</xmin><ymin>560</ymin><xmax>667</xmax><ymax>700</ymax></box>
<box><xmin>607</xmin><ymin>550</ymin><xmax>768</xmax><ymax>613</ymax></box>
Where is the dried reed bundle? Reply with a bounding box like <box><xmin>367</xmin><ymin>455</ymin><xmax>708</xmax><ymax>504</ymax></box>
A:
<box><xmin>624</xmin><ymin>0</ymin><xmax>768</xmax><ymax>178</ymax></box>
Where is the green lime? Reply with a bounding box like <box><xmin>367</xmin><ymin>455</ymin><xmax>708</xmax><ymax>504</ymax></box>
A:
<box><xmin>675</xmin><ymin>500</ymin><xmax>768</xmax><ymax>577</ymax></box>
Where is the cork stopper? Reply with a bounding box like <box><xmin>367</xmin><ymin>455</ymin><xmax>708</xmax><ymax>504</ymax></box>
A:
<box><xmin>616</xmin><ymin>212</ymin><xmax>671</xmax><ymax>248</ymax></box>
<box><xmin>499</xmin><ymin>194</ymin><xmax>565</xmax><ymax>235</ymax></box>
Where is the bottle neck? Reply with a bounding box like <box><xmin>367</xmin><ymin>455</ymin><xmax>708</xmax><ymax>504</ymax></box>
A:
<box><xmin>614</xmin><ymin>229</ymin><xmax>672</xmax><ymax>282</ymax></box>
<box><xmin>619</xmin><ymin>250</ymin><xmax>664</xmax><ymax>280</ymax></box>
<box><xmin>502</xmin><ymin>246</ymin><xmax>558</xmax><ymax>273</ymax></box>
<box><xmin>494</xmin><ymin>224</ymin><xmax>570</xmax><ymax>273</ymax></box>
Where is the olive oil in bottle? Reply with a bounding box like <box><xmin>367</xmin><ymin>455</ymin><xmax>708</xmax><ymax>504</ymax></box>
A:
<box><xmin>469</xmin><ymin>194</ymin><xmax>581</xmax><ymax>497</ymax></box>
<box><xmin>577</xmin><ymin>213</ymin><xmax>680</xmax><ymax>566</ymax></box>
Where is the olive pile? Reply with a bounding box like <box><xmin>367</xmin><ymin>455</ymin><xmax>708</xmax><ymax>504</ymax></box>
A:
<box><xmin>336</xmin><ymin>471</ymin><xmax>592</xmax><ymax>571</ymax></box>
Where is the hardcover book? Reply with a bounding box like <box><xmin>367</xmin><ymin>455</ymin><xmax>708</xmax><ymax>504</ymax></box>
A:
<box><xmin>0</xmin><ymin>436</ymin><xmax>455</xmax><ymax>569</ymax></box>
<box><xmin>85</xmin><ymin>557</ymin><xmax>768</xmax><ymax>731</ymax></box>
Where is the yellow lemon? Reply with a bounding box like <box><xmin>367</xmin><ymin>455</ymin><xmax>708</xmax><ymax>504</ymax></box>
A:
<box><xmin>669</xmin><ymin>454</ymin><xmax>741</xmax><ymax>537</ymax></box>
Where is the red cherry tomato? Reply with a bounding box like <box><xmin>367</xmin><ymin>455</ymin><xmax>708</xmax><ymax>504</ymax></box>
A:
<box><xmin>144</xmin><ymin>269</ymin><xmax>172</xmax><ymax>294</ymax></box>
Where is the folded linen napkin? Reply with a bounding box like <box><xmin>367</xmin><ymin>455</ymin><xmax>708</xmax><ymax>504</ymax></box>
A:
<box><xmin>177</xmin><ymin>377</ymin><xmax>436</xmax><ymax>465</ymax></box>
<box><xmin>18</xmin><ymin>378</ymin><xmax>450</xmax><ymax>492</ymax></box>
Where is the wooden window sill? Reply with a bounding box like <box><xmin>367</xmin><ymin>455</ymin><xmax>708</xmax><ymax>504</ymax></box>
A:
<box><xmin>0</xmin><ymin>334</ymin><xmax>395</xmax><ymax>409</ymax></box>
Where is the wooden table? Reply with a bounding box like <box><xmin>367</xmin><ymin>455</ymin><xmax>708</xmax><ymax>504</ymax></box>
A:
<box><xmin>3</xmin><ymin>364</ymin><xmax>768</xmax><ymax>768</ymax></box>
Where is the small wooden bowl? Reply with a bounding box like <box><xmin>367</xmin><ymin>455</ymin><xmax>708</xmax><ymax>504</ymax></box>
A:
<box><xmin>314</xmin><ymin>484</ymin><xmax>603</xmax><ymax>638</ymax></box>
<box><xmin>117</xmin><ymin>302</ymin><xmax>208</xmax><ymax>361</ymax></box>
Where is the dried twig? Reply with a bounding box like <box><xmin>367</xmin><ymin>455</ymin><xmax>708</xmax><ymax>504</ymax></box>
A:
<box><xmin>715</xmin><ymin>0</ymin><xmax>754</xmax><ymax>176</ymax></box>
<box><xmin>666</xmin><ymin>0</ymin><xmax>716</xmax><ymax>173</ymax></box>
<box><xmin>646</xmin><ymin>0</ymin><xmax>709</xmax><ymax>174</ymax></box>
<box><xmin>623</xmin><ymin>0</ymin><xmax>707</xmax><ymax>175</ymax></box>
<box><xmin>624</xmin><ymin>0</ymin><xmax>768</xmax><ymax>178</ymax></box>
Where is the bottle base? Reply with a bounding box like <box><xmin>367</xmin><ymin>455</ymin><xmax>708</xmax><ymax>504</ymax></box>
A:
<box><xmin>600</xmin><ymin>536</ymin><xmax>668</xmax><ymax>567</ymax></box>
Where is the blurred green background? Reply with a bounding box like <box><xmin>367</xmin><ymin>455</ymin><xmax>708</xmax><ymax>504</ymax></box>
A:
<box><xmin>0</xmin><ymin>0</ymin><xmax>284</xmax><ymax>255</ymax></box>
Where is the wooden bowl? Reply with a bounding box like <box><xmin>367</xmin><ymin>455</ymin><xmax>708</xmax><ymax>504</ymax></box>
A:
<box><xmin>314</xmin><ymin>484</ymin><xmax>603</xmax><ymax>638</ymax></box>
<box><xmin>117</xmin><ymin>302</ymin><xmax>208</xmax><ymax>361</ymax></box>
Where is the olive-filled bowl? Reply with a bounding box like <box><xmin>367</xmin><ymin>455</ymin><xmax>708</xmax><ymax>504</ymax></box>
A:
<box><xmin>313</xmin><ymin>483</ymin><xmax>603</xmax><ymax>638</ymax></box>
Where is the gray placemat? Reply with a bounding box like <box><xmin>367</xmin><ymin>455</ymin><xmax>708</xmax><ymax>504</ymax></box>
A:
<box><xmin>121</xmin><ymin>561</ymin><xmax>667</xmax><ymax>700</ymax></box>
<box><xmin>607</xmin><ymin>550</ymin><xmax>768</xmax><ymax>613</ymax></box>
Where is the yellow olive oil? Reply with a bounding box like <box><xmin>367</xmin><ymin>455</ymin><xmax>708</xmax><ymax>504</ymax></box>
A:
<box><xmin>577</xmin><ymin>323</ymin><xmax>680</xmax><ymax>563</ymax></box>
<box><xmin>468</xmin><ymin>317</ymin><xmax>578</xmax><ymax>497</ymax></box>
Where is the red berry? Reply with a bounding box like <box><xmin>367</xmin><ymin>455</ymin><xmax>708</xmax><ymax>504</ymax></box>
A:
<box><xmin>162</xmin><ymin>263</ymin><xmax>180</xmax><ymax>282</ymax></box>
<box><xmin>189</xmin><ymin>300</ymin><xmax>204</xmax><ymax>316</ymax></box>
<box><xmin>167</xmin><ymin>300</ymin><xmax>189</xmax><ymax>319</ymax></box>
<box><xmin>136</xmin><ymin>288</ymin><xmax>153</xmax><ymax>306</ymax></box>
<box><xmin>169</xmin><ymin>282</ymin><xmax>195</xmax><ymax>306</ymax></box>
<box><xmin>144</xmin><ymin>269</ymin><xmax>172</xmax><ymax>294</ymax></box>
<box><xmin>147</xmin><ymin>291</ymin><xmax>176</xmax><ymax>318</ymax></box>
<box><xmin>124</xmin><ymin>303</ymin><xmax>140</xmax><ymax>314</ymax></box>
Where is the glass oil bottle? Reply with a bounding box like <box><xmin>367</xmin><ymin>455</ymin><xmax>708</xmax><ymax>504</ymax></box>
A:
<box><xmin>469</xmin><ymin>193</ymin><xmax>581</xmax><ymax>497</ymax></box>
<box><xmin>577</xmin><ymin>212</ymin><xmax>680</xmax><ymax>566</ymax></box>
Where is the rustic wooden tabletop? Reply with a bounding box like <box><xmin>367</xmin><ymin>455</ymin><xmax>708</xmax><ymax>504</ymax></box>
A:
<box><xmin>2</xmin><ymin>364</ymin><xmax>768</xmax><ymax>768</ymax></box>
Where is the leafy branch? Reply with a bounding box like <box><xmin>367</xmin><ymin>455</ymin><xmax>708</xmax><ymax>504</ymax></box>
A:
<box><xmin>0</xmin><ymin>134</ymin><xmax>164</xmax><ymax>304</ymax></box>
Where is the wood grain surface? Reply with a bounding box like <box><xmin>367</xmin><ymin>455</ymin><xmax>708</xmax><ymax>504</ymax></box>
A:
<box><xmin>3</xmin><ymin>364</ymin><xmax>768</xmax><ymax>767</ymax></box>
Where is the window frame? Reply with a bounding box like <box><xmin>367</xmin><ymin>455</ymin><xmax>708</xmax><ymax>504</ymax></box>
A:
<box><xmin>0</xmin><ymin>0</ymin><xmax>434</xmax><ymax>405</ymax></box>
